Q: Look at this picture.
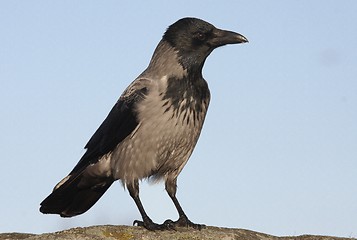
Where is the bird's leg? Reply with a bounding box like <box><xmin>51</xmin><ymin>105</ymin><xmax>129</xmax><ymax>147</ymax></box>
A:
<box><xmin>165</xmin><ymin>178</ymin><xmax>206</xmax><ymax>230</ymax></box>
<box><xmin>128</xmin><ymin>180</ymin><xmax>174</xmax><ymax>231</ymax></box>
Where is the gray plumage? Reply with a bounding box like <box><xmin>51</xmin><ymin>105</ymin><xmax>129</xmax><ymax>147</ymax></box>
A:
<box><xmin>40</xmin><ymin>17</ymin><xmax>248</xmax><ymax>230</ymax></box>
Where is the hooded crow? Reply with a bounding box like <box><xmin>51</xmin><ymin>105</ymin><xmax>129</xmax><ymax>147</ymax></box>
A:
<box><xmin>40</xmin><ymin>17</ymin><xmax>248</xmax><ymax>231</ymax></box>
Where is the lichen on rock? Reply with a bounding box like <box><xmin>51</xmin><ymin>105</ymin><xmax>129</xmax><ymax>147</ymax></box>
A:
<box><xmin>0</xmin><ymin>225</ymin><xmax>354</xmax><ymax>240</ymax></box>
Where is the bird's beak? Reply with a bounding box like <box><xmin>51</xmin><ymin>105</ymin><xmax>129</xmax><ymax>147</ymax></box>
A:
<box><xmin>210</xmin><ymin>28</ymin><xmax>248</xmax><ymax>48</ymax></box>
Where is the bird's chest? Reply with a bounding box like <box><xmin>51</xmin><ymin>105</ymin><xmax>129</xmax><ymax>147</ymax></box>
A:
<box><xmin>137</xmin><ymin>76</ymin><xmax>210</xmax><ymax>155</ymax></box>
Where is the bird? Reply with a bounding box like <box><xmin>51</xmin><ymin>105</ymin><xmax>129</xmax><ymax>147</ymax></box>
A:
<box><xmin>40</xmin><ymin>17</ymin><xmax>248</xmax><ymax>231</ymax></box>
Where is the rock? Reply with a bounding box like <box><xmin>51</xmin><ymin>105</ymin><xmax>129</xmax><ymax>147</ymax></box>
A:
<box><xmin>0</xmin><ymin>225</ymin><xmax>353</xmax><ymax>240</ymax></box>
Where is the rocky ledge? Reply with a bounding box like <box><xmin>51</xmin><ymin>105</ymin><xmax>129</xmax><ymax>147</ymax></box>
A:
<box><xmin>0</xmin><ymin>225</ymin><xmax>354</xmax><ymax>240</ymax></box>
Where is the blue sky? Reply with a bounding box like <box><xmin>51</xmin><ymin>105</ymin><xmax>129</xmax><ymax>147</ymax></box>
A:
<box><xmin>1</xmin><ymin>0</ymin><xmax>356</xmax><ymax>237</ymax></box>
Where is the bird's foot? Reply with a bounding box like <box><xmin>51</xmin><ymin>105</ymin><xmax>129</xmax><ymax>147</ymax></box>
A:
<box><xmin>133</xmin><ymin>218</ymin><xmax>175</xmax><ymax>231</ymax></box>
<box><xmin>170</xmin><ymin>215</ymin><xmax>206</xmax><ymax>230</ymax></box>
<box><xmin>133</xmin><ymin>215</ymin><xmax>205</xmax><ymax>231</ymax></box>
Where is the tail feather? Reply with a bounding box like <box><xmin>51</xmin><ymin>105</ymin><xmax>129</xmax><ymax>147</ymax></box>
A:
<box><xmin>40</xmin><ymin>172</ymin><xmax>113</xmax><ymax>217</ymax></box>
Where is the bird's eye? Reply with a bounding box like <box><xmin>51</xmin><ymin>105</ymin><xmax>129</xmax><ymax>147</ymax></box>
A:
<box><xmin>195</xmin><ymin>32</ymin><xmax>206</xmax><ymax>41</ymax></box>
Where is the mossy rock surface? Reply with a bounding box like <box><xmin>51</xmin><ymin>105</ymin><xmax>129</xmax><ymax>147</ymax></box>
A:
<box><xmin>0</xmin><ymin>225</ymin><xmax>354</xmax><ymax>240</ymax></box>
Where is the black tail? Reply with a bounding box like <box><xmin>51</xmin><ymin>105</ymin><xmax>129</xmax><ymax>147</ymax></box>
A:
<box><xmin>40</xmin><ymin>172</ymin><xmax>114</xmax><ymax>217</ymax></box>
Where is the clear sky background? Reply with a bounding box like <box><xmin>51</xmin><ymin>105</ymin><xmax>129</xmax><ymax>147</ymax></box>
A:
<box><xmin>1</xmin><ymin>0</ymin><xmax>356</xmax><ymax>238</ymax></box>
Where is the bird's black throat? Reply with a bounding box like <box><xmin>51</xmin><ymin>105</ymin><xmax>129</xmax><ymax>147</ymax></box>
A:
<box><xmin>162</xmin><ymin>72</ymin><xmax>210</xmax><ymax>125</ymax></box>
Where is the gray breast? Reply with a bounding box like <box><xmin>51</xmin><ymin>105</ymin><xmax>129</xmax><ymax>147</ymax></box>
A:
<box><xmin>110</xmin><ymin>75</ymin><xmax>210</xmax><ymax>186</ymax></box>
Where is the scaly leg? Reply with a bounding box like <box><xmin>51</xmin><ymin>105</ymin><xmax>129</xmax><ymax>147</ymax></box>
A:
<box><xmin>165</xmin><ymin>178</ymin><xmax>206</xmax><ymax>230</ymax></box>
<box><xmin>128</xmin><ymin>180</ymin><xmax>174</xmax><ymax>231</ymax></box>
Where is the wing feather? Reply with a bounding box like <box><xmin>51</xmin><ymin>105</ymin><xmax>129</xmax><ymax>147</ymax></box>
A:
<box><xmin>69</xmin><ymin>79</ymin><xmax>150</xmax><ymax>174</ymax></box>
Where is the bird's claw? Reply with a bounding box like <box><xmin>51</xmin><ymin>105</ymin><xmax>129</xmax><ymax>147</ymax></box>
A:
<box><xmin>133</xmin><ymin>220</ymin><xmax>144</xmax><ymax>227</ymax></box>
<box><xmin>173</xmin><ymin>215</ymin><xmax>206</xmax><ymax>230</ymax></box>
<box><xmin>133</xmin><ymin>217</ymin><xmax>205</xmax><ymax>231</ymax></box>
<box><xmin>133</xmin><ymin>219</ymin><xmax>176</xmax><ymax>231</ymax></box>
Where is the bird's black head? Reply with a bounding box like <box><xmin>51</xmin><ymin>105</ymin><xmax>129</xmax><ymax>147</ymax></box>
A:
<box><xmin>163</xmin><ymin>17</ymin><xmax>248</xmax><ymax>71</ymax></box>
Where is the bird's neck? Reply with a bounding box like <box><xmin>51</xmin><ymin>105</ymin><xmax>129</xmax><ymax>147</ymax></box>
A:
<box><xmin>143</xmin><ymin>40</ymin><xmax>187</xmax><ymax>79</ymax></box>
<box><xmin>144</xmin><ymin>40</ymin><xmax>204</xmax><ymax>80</ymax></box>
<box><xmin>142</xmin><ymin>40</ymin><xmax>210</xmax><ymax>119</ymax></box>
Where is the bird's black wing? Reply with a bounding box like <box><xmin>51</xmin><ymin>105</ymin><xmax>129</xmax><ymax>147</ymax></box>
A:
<box><xmin>40</xmin><ymin>79</ymin><xmax>149</xmax><ymax>216</ymax></box>
<box><xmin>69</xmin><ymin>79</ymin><xmax>149</xmax><ymax>174</ymax></box>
